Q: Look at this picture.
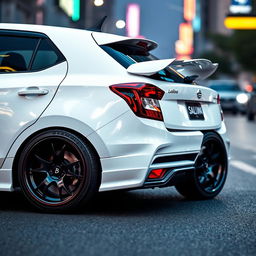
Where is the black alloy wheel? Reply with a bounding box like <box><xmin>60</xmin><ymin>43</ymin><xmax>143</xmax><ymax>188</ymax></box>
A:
<box><xmin>18</xmin><ymin>130</ymin><xmax>101</xmax><ymax>212</ymax></box>
<box><xmin>175</xmin><ymin>132</ymin><xmax>228</xmax><ymax>199</ymax></box>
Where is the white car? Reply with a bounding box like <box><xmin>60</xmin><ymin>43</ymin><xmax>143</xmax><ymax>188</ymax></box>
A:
<box><xmin>0</xmin><ymin>24</ymin><xmax>229</xmax><ymax>212</ymax></box>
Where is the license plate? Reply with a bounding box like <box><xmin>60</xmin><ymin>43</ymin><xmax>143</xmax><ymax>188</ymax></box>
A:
<box><xmin>185</xmin><ymin>102</ymin><xmax>204</xmax><ymax>120</ymax></box>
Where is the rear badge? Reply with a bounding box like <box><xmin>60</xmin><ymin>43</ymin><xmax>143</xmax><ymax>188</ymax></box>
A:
<box><xmin>168</xmin><ymin>89</ymin><xmax>178</xmax><ymax>94</ymax></box>
<box><xmin>197</xmin><ymin>89</ymin><xmax>202</xmax><ymax>99</ymax></box>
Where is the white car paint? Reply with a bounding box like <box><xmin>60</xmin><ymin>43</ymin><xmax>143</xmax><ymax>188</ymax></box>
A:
<box><xmin>0</xmin><ymin>23</ymin><xmax>229</xmax><ymax>194</ymax></box>
<box><xmin>127</xmin><ymin>58</ymin><xmax>176</xmax><ymax>76</ymax></box>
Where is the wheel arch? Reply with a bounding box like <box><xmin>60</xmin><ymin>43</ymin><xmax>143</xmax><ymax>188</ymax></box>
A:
<box><xmin>12</xmin><ymin>126</ymin><xmax>104</xmax><ymax>189</ymax></box>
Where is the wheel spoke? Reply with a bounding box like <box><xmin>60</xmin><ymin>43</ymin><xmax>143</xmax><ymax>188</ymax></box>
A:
<box><xmin>62</xmin><ymin>184</ymin><xmax>72</xmax><ymax>196</ymax></box>
<box><xmin>57</xmin><ymin>182</ymin><xmax>72</xmax><ymax>198</ymax></box>
<box><xmin>30</xmin><ymin>168</ymin><xmax>48</xmax><ymax>174</ymax></box>
<box><xmin>64</xmin><ymin>161</ymin><xmax>82</xmax><ymax>178</ymax></box>
<box><xmin>211</xmin><ymin>152</ymin><xmax>221</xmax><ymax>161</ymax></box>
<box><xmin>35</xmin><ymin>176</ymin><xmax>54</xmax><ymax>192</ymax></box>
<box><xmin>57</xmin><ymin>144</ymin><xmax>66</xmax><ymax>159</ymax></box>
<box><xmin>198</xmin><ymin>175</ymin><xmax>209</xmax><ymax>187</ymax></box>
<box><xmin>34</xmin><ymin>154</ymin><xmax>52</xmax><ymax>167</ymax></box>
<box><xmin>51</xmin><ymin>143</ymin><xmax>57</xmax><ymax>157</ymax></box>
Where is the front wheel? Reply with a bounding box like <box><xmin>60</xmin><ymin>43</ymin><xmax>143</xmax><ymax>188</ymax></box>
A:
<box><xmin>175</xmin><ymin>132</ymin><xmax>228</xmax><ymax>199</ymax></box>
<box><xmin>18</xmin><ymin>129</ymin><xmax>101</xmax><ymax>212</ymax></box>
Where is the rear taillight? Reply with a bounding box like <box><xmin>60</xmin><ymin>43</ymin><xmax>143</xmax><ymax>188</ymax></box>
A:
<box><xmin>217</xmin><ymin>94</ymin><xmax>221</xmax><ymax>104</ymax></box>
<box><xmin>217</xmin><ymin>94</ymin><xmax>224</xmax><ymax>121</ymax></box>
<box><xmin>110</xmin><ymin>83</ymin><xmax>164</xmax><ymax>121</ymax></box>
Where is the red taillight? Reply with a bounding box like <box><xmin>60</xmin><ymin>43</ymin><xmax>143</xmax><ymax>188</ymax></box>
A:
<box><xmin>148</xmin><ymin>168</ymin><xmax>167</xmax><ymax>179</ymax></box>
<box><xmin>217</xmin><ymin>94</ymin><xmax>221</xmax><ymax>104</ymax></box>
<box><xmin>110</xmin><ymin>83</ymin><xmax>164</xmax><ymax>121</ymax></box>
<box><xmin>217</xmin><ymin>94</ymin><xmax>224</xmax><ymax>121</ymax></box>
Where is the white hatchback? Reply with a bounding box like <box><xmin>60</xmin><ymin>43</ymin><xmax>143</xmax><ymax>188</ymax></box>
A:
<box><xmin>0</xmin><ymin>24</ymin><xmax>229</xmax><ymax>212</ymax></box>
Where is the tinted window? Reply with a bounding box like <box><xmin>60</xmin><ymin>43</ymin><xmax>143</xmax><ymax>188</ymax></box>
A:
<box><xmin>0</xmin><ymin>36</ymin><xmax>39</xmax><ymax>72</ymax></box>
<box><xmin>31</xmin><ymin>39</ymin><xmax>65</xmax><ymax>71</ymax></box>
<box><xmin>101</xmin><ymin>45</ymin><xmax>184</xmax><ymax>83</ymax></box>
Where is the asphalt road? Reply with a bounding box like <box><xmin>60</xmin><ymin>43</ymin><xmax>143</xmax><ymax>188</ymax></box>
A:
<box><xmin>0</xmin><ymin>115</ymin><xmax>255</xmax><ymax>256</ymax></box>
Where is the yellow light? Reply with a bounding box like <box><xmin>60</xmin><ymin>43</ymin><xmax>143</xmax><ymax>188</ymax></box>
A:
<box><xmin>225</xmin><ymin>17</ymin><xmax>256</xmax><ymax>29</ymax></box>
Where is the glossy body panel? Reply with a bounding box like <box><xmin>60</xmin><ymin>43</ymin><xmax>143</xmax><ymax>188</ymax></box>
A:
<box><xmin>0</xmin><ymin>23</ymin><xmax>229</xmax><ymax>193</ymax></box>
<box><xmin>0</xmin><ymin>62</ymin><xmax>67</xmax><ymax>166</ymax></box>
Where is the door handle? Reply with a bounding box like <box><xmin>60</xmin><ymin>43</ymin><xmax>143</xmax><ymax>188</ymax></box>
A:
<box><xmin>18</xmin><ymin>87</ymin><xmax>49</xmax><ymax>96</ymax></box>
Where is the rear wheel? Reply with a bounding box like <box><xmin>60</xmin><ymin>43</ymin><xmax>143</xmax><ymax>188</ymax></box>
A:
<box><xmin>18</xmin><ymin>129</ymin><xmax>101</xmax><ymax>212</ymax></box>
<box><xmin>175</xmin><ymin>132</ymin><xmax>228</xmax><ymax>199</ymax></box>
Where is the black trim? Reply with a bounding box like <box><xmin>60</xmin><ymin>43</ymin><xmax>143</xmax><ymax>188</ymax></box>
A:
<box><xmin>152</xmin><ymin>153</ymin><xmax>198</xmax><ymax>164</ymax></box>
<box><xmin>144</xmin><ymin>166</ymin><xmax>195</xmax><ymax>188</ymax></box>
<box><xmin>27</xmin><ymin>38</ymin><xmax>42</xmax><ymax>71</ymax></box>
<box><xmin>0</xmin><ymin>29</ymin><xmax>48</xmax><ymax>38</ymax></box>
<box><xmin>0</xmin><ymin>29</ymin><xmax>67</xmax><ymax>73</ymax></box>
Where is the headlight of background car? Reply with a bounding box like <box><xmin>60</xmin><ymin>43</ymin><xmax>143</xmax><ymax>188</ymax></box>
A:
<box><xmin>236</xmin><ymin>93</ymin><xmax>249</xmax><ymax>104</ymax></box>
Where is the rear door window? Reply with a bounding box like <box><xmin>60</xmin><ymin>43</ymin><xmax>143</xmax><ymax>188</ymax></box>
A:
<box><xmin>31</xmin><ymin>38</ymin><xmax>65</xmax><ymax>71</ymax></box>
<box><xmin>0</xmin><ymin>35</ymin><xmax>39</xmax><ymax>72</ymax></box>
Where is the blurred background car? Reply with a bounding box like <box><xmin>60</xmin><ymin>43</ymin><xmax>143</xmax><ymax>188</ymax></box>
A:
<box><xmin>247</xmin><ymin>84</ymin><xmax>256</xmax><ymax>121</ymax></box>
<box><xmin>207</xmin><ymin>80</ymin><xmax>249</xmax><ymax>115</ymax></box>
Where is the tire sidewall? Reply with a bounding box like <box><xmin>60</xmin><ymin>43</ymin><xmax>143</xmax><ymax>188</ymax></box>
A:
<box><xmin>193</xmin><ymin>132</ymin><xmax>228</xmax><ymax>199</ymax></box>
<box><xmin>18</xmin><ymin>129</ymin><xmax>100</xmax><ymax>212</ymax></box>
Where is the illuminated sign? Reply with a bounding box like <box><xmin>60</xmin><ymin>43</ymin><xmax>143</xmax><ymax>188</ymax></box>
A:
<box><xmin>59</xmin><ymin>0</ymin><xmax>80</xmax><ymax>21</ymax></box>
<box><xmin>225</xmin><ymin>16</ymin><xmax>256</xmax><ymax>29</ymax></box>
<box><xmin>184</xmin><ymin>0</ymin><xmax>196</xmax><ymax>21</ymax></box>
<box><xmin>229</xmin><ymin>0</ymin><xmax>252</xmax><ymax>14</ymax></box>
<box><xmin>175</xmin><ymin>23</ymin><xmax>193</xmax><ymax>56</ymax></box>
<box><xmin>126</xmin><ymin>4</ymin><xmax>140</xmax><ymax>37</ymax></box>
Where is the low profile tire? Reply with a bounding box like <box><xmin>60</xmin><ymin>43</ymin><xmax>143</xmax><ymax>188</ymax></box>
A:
<box><xmin>175</xmin><ymin>132</ymin><xmax>228</xmax><ymax>200</ymax></box>
<box><xmin>18</xmin><ymin>129</ymin><xmax>101</xmax><ymax>212</ymax></box>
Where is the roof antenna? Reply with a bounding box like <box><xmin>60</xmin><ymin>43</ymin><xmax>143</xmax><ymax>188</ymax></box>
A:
<box><xmin>87</xmin><ymin>16</ymin><xmax>107</xmax><ymax>32</ymax></box>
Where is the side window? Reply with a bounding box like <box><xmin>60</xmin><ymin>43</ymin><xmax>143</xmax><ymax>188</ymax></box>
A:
<box><xmin>0</xmin><ymin>36</ymin><xmax>39</xmax><ymax>72</ymax></box>
<box><xmin>31</xmin><ymin>39</ymin><xmax>65</xmax><ymax>71</ymax></box>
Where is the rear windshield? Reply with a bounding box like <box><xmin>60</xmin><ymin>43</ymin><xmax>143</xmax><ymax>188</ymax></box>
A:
<box><xmin>101</xmin><ymin>45</ymin><xmax>184</xmax><ymax>83</ymax></box>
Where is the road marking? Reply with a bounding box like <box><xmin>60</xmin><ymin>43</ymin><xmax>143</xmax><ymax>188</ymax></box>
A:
<box><xmin>230</xmin><ymin>160</ymin><xmax>256</xmax><ymax>175</ymax></box>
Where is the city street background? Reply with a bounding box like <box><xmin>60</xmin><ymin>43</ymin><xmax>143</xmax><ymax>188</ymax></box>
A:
<box><xmin>0</xmin><ymin>0</ymin><xmax>256</xmax><ymax>255</ymax></box>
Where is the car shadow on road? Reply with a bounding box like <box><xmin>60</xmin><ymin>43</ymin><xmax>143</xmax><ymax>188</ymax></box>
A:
<box><xmin>0</xmin><ymin>188</ymin><xmax>229</xmax><ymax>216</ymax></box>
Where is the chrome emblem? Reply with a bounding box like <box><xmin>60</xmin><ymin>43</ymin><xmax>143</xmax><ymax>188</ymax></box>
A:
<box><xmin>54</xmin><ymin>168</ymin><xmax>60</xmax><ymax>174</ymax></box>
<box><xmin>197</xmin><ymin>89</ymin><xmax>202</xmax><ymax>99</ymax></box>
<box><xmin>168</xmin><ymin>89</ymin><xmax>178</xmax><ymax>94</ymax></box>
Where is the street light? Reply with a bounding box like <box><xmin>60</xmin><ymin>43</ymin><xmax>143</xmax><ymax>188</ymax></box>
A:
<box><xmin>116</xmin><ymin>20</ymin><xmax>126</xmax><ymax>29</ymax></box>
<box><xmin>94</xmin><ymin>0</ymin><xmax>104</xmax><ymax>7</ymax></box>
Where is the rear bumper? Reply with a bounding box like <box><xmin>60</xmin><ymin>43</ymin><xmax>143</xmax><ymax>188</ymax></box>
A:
<box><xmin>92</xmin><ymin>111</ymin><xmax>228</xmax><ymax>192</ymax></box>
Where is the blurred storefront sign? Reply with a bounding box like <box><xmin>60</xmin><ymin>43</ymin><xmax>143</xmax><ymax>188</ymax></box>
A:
<box><xmin>225</xmin><ymin>16</ymin><xmax>256</xmax><ymax>29</ymax></box>
<box><xmin>176</xmin><ymin>0</ymin><xmax>196</xmax><ymax>59</ymax></box>
<box><xmin>229</xmin><ymin>0</ymin><xmax>252</xmax><ymax>14</ymax></box>
<box><xmin>126</xmin><ymin>3</ymin><xmax>140</xmax><ymax>38</ymax></box>
<box><xmin>59</xmin><ymin>0</ymin><xmax>80</xmax><ymax>22</ymax></box>
<box><xmin>225</xmin><ymin>0</ymin><xmax>256</xmax><ymax>29</ymax></box>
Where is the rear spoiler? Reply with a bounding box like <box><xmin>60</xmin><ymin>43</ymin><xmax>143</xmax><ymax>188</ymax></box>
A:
<box><xmin>127</xmin><ymin>58</ymin><xmax>218</xmax><ymax>81</ymax></box>
<box><xmin>171</xmin><ymin>59</ymin><xmax>218</xmax><ymax>81</ymax></box>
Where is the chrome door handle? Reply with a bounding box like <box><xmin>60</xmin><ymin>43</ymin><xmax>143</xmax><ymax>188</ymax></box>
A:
<box><xmin>18</xmin><ymin>87</ymin><xmax>49</xmax><ymax>96</ymax></box>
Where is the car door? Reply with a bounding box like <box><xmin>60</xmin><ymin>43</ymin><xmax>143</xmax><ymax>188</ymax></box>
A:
<box><xmin>0</xmin><ymin>30</ymin><xmax>68</xmax><ymax>167</ymax></box>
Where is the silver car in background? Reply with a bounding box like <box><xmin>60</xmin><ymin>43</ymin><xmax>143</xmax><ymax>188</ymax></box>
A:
<box><xmin>207</xmin><ymin>80</ymin><xmax>249</xmax><ymax>115</ymax></box>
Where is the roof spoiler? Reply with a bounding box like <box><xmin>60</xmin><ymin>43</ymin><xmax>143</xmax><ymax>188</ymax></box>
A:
<box><xmin>127</xmin><ymin>58</ymin><xmax>218</xmax><ymax>81</ymax></box>
<box><xmin>171</xmin><ymin>59</ymin><xmax>218</xmax><ymax>81</ymax></box>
